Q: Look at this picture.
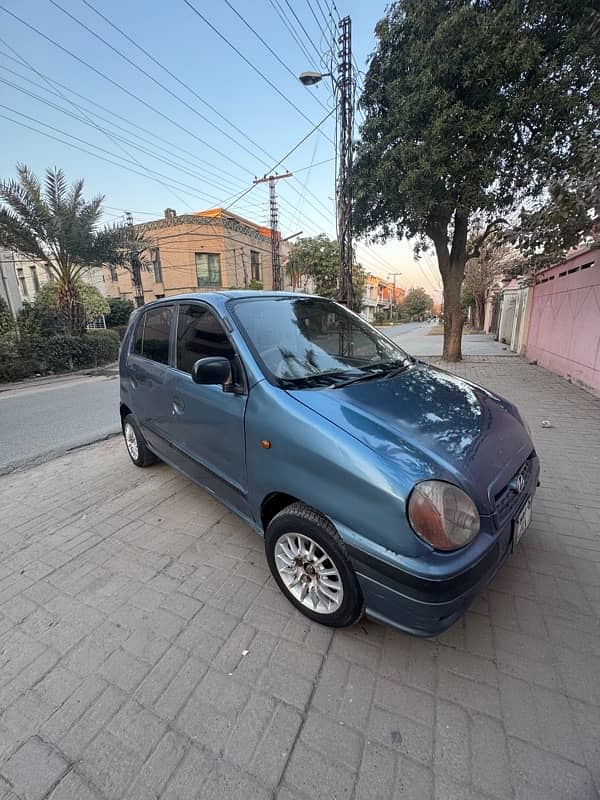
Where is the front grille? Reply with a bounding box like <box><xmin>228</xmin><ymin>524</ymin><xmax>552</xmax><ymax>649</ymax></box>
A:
<box><xmin>494</xmin><ymin>456</ymin><xmax>533</xmax><ymax>526</ymax></box>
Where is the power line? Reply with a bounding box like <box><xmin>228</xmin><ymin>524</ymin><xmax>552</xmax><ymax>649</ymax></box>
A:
<box><xmin>0</xmin><ymin>5</ymin><xmax>256</xmax><ymax>175</ymax></box>
<box><xmin>182</xmin><ymin>0</ymin><xmax>334</xmax><ymax>145</ymax></box>
<box><xmin>1</xmin><ymin>7</ymin><xmax>338</xmax><ymax>230</ymax></box>
<box><xmin>0</xmin><ymin>52</ymin><xmax>250</xmax><ymax>187</ymax></box>
<box><xmin>221</xmin><ymin>0</ymin><xmax>330</xmax><ymax>114</ymax></box>
<box><xmin>0</xmin><ymin>75</ymin><xmax>252</xmax><ymax>200</ymax></box>
<box><xmin>79</xmin><ymin>0</ymin><xmax>276</xmax><ymax>165</ymax></box>
<box><xmin>0</xmin><ymin>108</ymin><xmax>228</xmax><ymax>207</ymax></box>
<box><xmin>0</xmin><ymin>34</ymin><xmax>195</xmax><ymax>211</ymax></box>
<box><xmin>267</xmin><ymin>0</ymin><xmax>316</xmax><ymax>67</ymax></box>
<box><xmin>283</xmin><ymin>0</ymin><xmax>322</xmax><ymax>62</ymax></box>
<box><xmin>48</xmin><ymin>0</ymin><xmax>271</xmax><ymax>168</ymax></box>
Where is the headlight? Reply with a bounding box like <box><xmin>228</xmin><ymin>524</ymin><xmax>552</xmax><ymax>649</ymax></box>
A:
<box><xmin>407</xmin><ymin>480</ymin><xmax>480</xmax><ymax>551</ymax></box>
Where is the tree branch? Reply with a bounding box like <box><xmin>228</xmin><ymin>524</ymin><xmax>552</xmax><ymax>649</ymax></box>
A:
<box><xmin>467</xmin><ymin>218</ymin><xmax>507</xmax><ymax>259</ymax></box>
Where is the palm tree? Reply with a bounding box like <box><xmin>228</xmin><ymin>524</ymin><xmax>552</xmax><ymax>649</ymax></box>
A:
<box><xmin>0</xmin><ymin>165</ymin><xmax>114</xmax><ymax>335</ymax></box>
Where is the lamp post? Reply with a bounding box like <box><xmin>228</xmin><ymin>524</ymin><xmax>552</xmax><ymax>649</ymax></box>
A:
<box><xmin>299</xmin><ymin>15</ymin><xmax>354</xmax><ymax>309</ymax></box>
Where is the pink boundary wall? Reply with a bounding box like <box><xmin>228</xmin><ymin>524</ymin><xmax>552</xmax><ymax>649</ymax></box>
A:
<box><xmin>525</xmin><ymin>248</ymin><xmax>600</xmax><ymax>396</ymax></box>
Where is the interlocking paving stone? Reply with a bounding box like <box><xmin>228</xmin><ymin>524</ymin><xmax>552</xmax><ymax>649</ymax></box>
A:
<box><xmin>1</xmin><ymin>355</ymin><xmax>599</xmax><ymax>798</ymax></box>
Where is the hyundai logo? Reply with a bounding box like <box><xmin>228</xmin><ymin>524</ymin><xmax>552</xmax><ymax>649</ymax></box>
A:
<box><xmin>510</xmin><ymin>471</ymin><xmax>526</xmax><ymax>493</ymax></box>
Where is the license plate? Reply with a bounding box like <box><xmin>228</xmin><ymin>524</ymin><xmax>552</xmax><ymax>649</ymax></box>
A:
<box><xmin>512</xmin><ymin>496</ymin><xmax>532</xmax><ymax>551</ymax></box>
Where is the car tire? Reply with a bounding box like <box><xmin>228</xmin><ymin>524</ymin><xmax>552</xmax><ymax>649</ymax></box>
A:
<box><xmin>265</xmin><ymin>502</ymin><xmax>364</xmax><ymax>628</ymax></box>
<box><xmin>122</xmin><ymin>414</ymin><xmax>158</xmax><ymax>467</ymax></box>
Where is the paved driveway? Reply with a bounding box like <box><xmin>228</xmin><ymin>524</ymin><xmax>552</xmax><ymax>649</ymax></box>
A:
<box><xmin>0</xmin><ymin>357</ymin><xmax>599</xmax><ymax>799</ymax></box>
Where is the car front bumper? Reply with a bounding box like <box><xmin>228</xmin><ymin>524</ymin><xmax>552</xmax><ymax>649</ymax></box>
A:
<box><xmin>346</xmin><ymin>460</ymin><xmax>540</xmax><ymax>637</ymax></box>
<box><xmin>349</xmin><ymin>526</ymin><xmax>513</xmax><ymax>636</ymax></box>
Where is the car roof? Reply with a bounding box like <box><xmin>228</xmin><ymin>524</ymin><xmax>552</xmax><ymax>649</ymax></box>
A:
<box><xmin>141</xmin><ymin>290</ymin><xmax>313</xmax><ymax>311</ymax></box>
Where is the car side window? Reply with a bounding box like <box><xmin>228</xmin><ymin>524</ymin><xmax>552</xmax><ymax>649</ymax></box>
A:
<box><xmin>176</xmin><ymin>304</ymin><xmax>235</xmax><ymax>375</ymax></box>
<box><xmin>133</xmin><ymin>306</ymin><xmax>173</xmax><ymax>365</ymax></box>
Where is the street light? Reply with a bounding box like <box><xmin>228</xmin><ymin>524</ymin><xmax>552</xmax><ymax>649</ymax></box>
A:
<box><xmin>298</xmin><ymin>71</ymin><xmax>332</xmax><ymax>87</ymax></box>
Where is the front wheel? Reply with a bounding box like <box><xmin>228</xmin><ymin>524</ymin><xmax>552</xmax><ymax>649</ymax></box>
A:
<box><xmin>265</xmin><ymin>503</ymin><xmax>363</xmax><ymax>627</ymax></box>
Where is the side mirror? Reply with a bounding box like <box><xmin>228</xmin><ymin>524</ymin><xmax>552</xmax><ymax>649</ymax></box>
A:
<box><xmin>191</xmin><ymin>356</ymin><xmax>231</xmax><ymax>386</ymax></box>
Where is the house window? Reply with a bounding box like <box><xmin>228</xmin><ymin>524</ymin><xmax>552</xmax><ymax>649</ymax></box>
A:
<box><xmin>30</xmin><ymin>266</ymin><xmax>40</xmax><ymax>292</ymax></box>
<box><xmin>16</xmin><ymin>268</ymin><xmax>28</xmax><ymax>298</ymax></box>
<box><xmin>151</xmin><ymin>248</ymin><xmax>163</xmax><ymax>283</ymax></box>
<box><xmin>250</xmin><ymin>250</ymin><xmax>261</xmax><ymax>282</ymax></box>
<box><xmin>195</xmin><ymin>253</ymin><xmax>221</xmax><ymax>287</ymax></box>
<box><xmin>109</xmin><ymin>266</ymin><xmax>118</xmax><ymax>282</ymax></box>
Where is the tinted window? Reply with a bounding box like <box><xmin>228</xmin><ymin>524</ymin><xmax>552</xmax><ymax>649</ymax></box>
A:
<box><xmin>134</xmin><ymin>305</ymin><xmax>173</xmax><ymax>364</ymax></box>
<box><xmin>176</xmin><ymin>304</ymin><xmax>234</xmax><ymax>374</ymax></box>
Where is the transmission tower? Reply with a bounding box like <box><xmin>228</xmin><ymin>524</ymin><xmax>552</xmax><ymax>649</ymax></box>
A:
<box><xmin>253</xmin><ymin>172</ymin><xmax>292</xmax><ymax>290</ymax></box>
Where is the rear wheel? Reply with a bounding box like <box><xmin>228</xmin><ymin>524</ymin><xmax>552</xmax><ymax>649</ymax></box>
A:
<box><xmin>265</xmin><ymin>502</ymin><xmax>363</xmax><ymax>627</ymax></box>
<box><xmin>123</xmin><ymin>414</ymin><xmax>157</xmax><ymax>467</ymax></box>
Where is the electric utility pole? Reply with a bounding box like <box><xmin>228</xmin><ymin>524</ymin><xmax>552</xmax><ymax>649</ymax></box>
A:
<box><xmin>337</xmin><ymin>16</ymin><xmax>354</xmax><ymax>309</ymax></box>
<box><xmin>253</xmin><ymin>172</ymin><xmax>292</xmax><ymax>290</ymax></box>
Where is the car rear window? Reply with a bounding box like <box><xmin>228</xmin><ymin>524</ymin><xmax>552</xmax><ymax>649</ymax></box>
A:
<box><xmin>133</xmin><ymin>305</ymin><xmax>173</xmax><ymax>365</ymax></box>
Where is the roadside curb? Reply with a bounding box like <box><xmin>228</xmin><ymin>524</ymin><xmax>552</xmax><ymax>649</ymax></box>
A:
<box><xmin>0</xmin><ymin>363</ymin><xmax>119</xmax><ymax>394</ymax></box>
<box><xmin>0</xmin><ymin>429</ymin><xmax>121</xmax><ymax>478</ymax></box>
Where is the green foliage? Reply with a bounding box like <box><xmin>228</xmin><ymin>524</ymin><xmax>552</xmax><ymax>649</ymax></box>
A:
<box><xmin>353</xmin><ymin>0</ymin><xmax>599</xmax><ymax>358</ymax></box>
<box><xmin>374</xmin><ymin>312</ymin><xmax>386</xmax><ymax>324</ymax></box>
<box><xmin>400</xmin><ymin>287</ymin><xmax>434</xmax><ymax>319</ymax></box>
<box><xmin>287</xmin><ymin>235</ymin><xmax>339</xmax><ymax>298</ymax></box>
<box><xmin>248</xmin><ymin>279</ymin><xmax>263</xmax><ymax>290</ymax></box>
<box><xmin>17</xmin><ymin>298</ymin><xmax>63</xmax><ymax>337</ymax></box>
<box><xmin>0</xmin><ymin>296</ymin><xmax>14</xmax><ymax>336</ymax></box>
<box><xmin>0</xmin><ymin>329</ymin><xmax>120</xmax><ymax>382</ymax></box>
<box><xmin>286</xmin><ymin>235</ymin><xmax>364</xmax><ymax>309</ymax></box>
<box><xmin>510</xmin><ymin>136</ymin><xmax>600</xmax><ymax>269</ymax></box>
<box><xmin>35</xmin><ymin>280</ymin><xmax>109</xmax><ymax>323</ymax></box>
<box><xmin>104</xmin><ymin>296</ymin><xmax>134</xmax><ymax>327</ymax></box>
<box><xmin>0</xmin><ymin>165</ymin><xmax>133</xmax><ymax>334</ymax></box>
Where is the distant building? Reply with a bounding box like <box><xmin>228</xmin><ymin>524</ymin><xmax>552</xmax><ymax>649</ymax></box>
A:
<box><xmin>103</xmin><ymin>208</ymin><xmax>275</xmax><ymax>304</ymax></box>
<box><xmin>361</xmin><ymin>273</ymin><xmax>405</xmax><ymax>321</ymax></box>
<box><xmin>0</xmin><ymin>247</ymin><xmax>106</xmax><ymax>319</ymax></box>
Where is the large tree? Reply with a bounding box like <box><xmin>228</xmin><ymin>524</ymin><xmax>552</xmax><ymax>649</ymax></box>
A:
<box><xmin>354</xmin><ymin>0</ymin><xmax>599</xmax><ymax>360</ymax></box>
<box><xmin>401</xmin><ymin>287</ymin><xmax>434</xmax><ymax>320</ymax></box>
<box><xmin>0</xmin><ymin>165</ymin><xmax>116</xmax><ymax>335</ymax></box>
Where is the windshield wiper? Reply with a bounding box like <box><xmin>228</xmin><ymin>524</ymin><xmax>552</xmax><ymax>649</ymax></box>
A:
<box><xmin>383</xmin><ymin>361</ymin><xmax>413</xmax><ymax>380</ymax></box>
<box><xmin>330</xmin><ymin>369</ymin><xmax>387</xmax><ymax>389</ymax></box>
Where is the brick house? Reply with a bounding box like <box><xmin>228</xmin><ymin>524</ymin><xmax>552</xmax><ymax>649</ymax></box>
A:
<box><xmin>104</xmin><ymin>208</ymin><xmax>275</xmax><ymax>304</ymax></box>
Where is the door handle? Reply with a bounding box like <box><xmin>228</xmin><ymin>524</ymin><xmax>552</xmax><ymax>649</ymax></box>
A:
<box><xmin>172</xmin><ymin>396</ymin><xmax>185</xmax><ymax>415</ymax></box>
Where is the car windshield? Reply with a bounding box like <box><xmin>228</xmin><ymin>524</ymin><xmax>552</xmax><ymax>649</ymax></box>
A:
<box><xmin>229</xmin><ymin>296</ymin><xmax>412</xmax><ymax>388</ymax></box>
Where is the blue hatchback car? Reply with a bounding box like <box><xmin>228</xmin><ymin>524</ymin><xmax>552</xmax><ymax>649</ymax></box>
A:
<box><xmin>119</xmin><ymin>291</ymin><xmax>539</xmax><ymax>636</ymax></box>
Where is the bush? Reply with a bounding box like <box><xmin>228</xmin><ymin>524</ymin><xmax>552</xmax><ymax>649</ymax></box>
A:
<box><xmin>374</xmin><ymin>312</ymin><xmax>386</xmax><ymax>324</ymax></box>
<box><xmin>105</xmin><ymin>297</ymin><xmax>134</xmax><ymax>327</ymax></box>
<box><xmin>0</xmin><ymin>330</ymin><xmax>120</xmax><ymax>383</ymax></box>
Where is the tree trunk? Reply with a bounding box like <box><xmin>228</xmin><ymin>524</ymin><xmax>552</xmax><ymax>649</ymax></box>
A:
<box><xmin>57</xmin><ymin>281</ymin><xmax>85</xmax><ymax>336</ymax></box>
<box><xmin>431</xmin><ymin>210</ymin><xmax>469</xmax><ymax>362</ymax></box>
<box><xmin>474</xmin><ymin>295</ymin><xmax>486</xmax><ymax>331</ymax></box>
<box><xmin>442</xmin><ymin>270</ymin><xmax>465</xmax><ymax>361</ymax></box>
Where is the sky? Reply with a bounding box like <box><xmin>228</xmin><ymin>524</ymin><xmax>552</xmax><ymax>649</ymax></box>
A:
<box><xmin>0</xmin><ymin>0</ymin><xmax>442</xmax><ymax>298</ymax></box>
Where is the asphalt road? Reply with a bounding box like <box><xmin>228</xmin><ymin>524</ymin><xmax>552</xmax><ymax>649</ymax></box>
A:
<box><xmin>0</xmin><ymin>373</ymin><xmax>121</xmax><ymax>474</ymax></box>
<box><xmin>384</xmin><ymin>321</ymin><xmax>430</xmax><ymax>338</ymax></box>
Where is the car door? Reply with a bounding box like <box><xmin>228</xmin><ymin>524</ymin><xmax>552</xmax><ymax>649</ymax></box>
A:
<box><xmin>164</xmin><ymin>301</ymin><xmax>249</xmax><ymax>515</ymax></box>
<box><xmin>126</xmin><ymin>303</ymin><xmax>175</xmax><ymax>459</ymax></box>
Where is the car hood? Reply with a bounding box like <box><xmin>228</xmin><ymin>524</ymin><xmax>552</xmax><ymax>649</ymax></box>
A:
<box><xmin>287</xmin><ymin>362</ymin><xmax>533</xmax><ymax>513</ymax></box>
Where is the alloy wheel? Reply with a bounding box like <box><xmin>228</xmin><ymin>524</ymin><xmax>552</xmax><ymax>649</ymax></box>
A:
<box><xmin>274</xmin><ymin>532</ymin><xmax>343</xmax><ymax>614</ymax></box>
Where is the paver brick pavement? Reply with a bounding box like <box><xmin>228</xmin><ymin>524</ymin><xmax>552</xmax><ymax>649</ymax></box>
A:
<box><xmin>0</xmin><ymin>356</ymin><xmax>599</xmax><ymax>798</ymax></box>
